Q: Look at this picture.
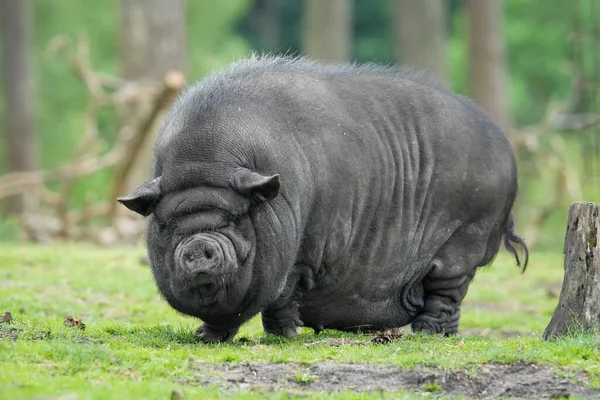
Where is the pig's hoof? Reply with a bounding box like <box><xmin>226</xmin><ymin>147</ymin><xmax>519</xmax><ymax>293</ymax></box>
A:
<box><xmin>264</xmin><ymin>317</ymin><xmax>303</xmax><ymax>338</ymax></box>
<box><xmin>195</xmin><ymin>323</ymin><xmax>238</xmax><ymax>343</ymax></box>
<box><xmin>411</xmin><ymin>317</ymin><xmax>457</xmax><ymax>337</ymax></box>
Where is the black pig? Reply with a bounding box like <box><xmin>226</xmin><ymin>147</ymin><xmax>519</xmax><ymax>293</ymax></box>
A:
<box><xmin>119</xmin><ymin>56</ymin><xmax>528</xmax><ymax>342</ymax></box>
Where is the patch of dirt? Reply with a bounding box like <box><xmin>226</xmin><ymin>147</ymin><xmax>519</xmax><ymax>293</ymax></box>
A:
<box><xmin>191</xmin><ymin>361</ymin><xmax>599</xmax><ymax>399</ymax></box>
<box><xmin>0</xmin><ymin>311</ymin><xmax>19</xmax><ymax>340</ymax></box>
<box><xmin>64</xmin><ymin>316</ymin><xmax>86</xmax><ymax>330</ymax></box>
<box><xmin>371</xmin><ymin>328</ymin><xmax>405</xmax><ymax>344</ymax></box>
<box><xmin>1</xmin><ymin>311</ymin><xmax>13</xmax><ymax>324</ymax></box>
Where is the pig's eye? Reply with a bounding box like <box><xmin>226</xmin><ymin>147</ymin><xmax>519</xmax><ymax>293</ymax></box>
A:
<box><xmin>230</xmin><ymin>213</ymin><xmax>252</xmax><ymax>229</ymax></box>
<box><xmin>151</xmin><ymin>214</ymin><xmax>168</xmax><ymax>229</ymax></box>
<box><xmin>170</xmin><ymin>208</ymin><xmax>232</xmax><ymax>234</ymax></box>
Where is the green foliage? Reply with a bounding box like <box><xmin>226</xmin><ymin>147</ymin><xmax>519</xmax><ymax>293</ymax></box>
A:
<box><xmin>184</xmin><ymin>0</ymin><xmax>251</xmax><ymax>81</ymax></box>
<box><xmin>0</xmin><ymin>0</ymin><xmax>593</xmax><ymax>252</ymax></box>
<box><xmin>423</xmin><ymin>381</ymin><xmax>441</xmax><ymax>393</ymax></box>
<box><xmin>353</xmin><ymin>0</ymin><xmax>395</xmax><ymax>64</ymax></box>
<box><xmin>504</xmin><ymin>0</ymin><xmax>573</xmax><ymax>124</ymax></box>
<box><xmin>446</xmin><ymin>0</ymin><xmax>573</xmax><ymax>125</ymax></box>
<box><xmin>33</xmin><ymin>0</ymin><xmax>120</xmax><ymax>171</ymax></box>
<box><xmin>293</xmin><ymin>371</ymin><xmax>317</xmax><ymax>385</ymax></box>
<box><xmin>0</xmin><ymin>216</ymin><xmax>21</xmax><ymax>241</ymax></box>
<box><xmin>0</xmin><ymin>0</ymin><xmax>251</xmax><ymax>203</ymax></box>
<box><xmin>254</xmin><ymin>0</ymin><xmax>576</xmax><ymax>127</ymax></box>
<box><xmin>513</xmin><ymin>131</ymin><xmax>600</xmax><ymax>251</ymax></box>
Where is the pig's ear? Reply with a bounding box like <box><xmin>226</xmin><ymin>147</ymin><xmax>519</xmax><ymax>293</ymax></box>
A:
<box><xmin>231</xmin><ymin>168</ymin><xmax>280</xmax><ymax>203</ymax></box>
<box><xmin>117</xmin><ymin>177</ymin><xmax>162</xmax><ymax>217</ymax></box>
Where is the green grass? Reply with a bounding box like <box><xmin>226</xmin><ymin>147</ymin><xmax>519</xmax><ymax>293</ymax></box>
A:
<box><xmin>1</xmin><ymin>244</ymin><xmax>599</xmax><ymax>399</ymax></box>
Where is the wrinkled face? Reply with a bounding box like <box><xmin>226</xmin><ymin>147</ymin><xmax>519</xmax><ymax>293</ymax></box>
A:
<box><xmin>151</xmin><ymin>186</ymin><xmax>255</xmax><ymax>314</ymax></box>
<box><xmin>118</xmin><ymin>169</ymin><xmax>280</xmax><ymax>318</ymax></box>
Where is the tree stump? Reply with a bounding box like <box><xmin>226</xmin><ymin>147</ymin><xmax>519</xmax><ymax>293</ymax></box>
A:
<box><xmin>543</xmin><ymin>201</ymin><xmax>600</xmax><ymax>340</ymax></box>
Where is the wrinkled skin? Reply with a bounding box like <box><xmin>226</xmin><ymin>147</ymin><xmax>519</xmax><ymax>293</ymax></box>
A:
<box><xmin>119</xmin><ymin>56</ymin><xmax>529</xmax><ymax>343</ymax></box>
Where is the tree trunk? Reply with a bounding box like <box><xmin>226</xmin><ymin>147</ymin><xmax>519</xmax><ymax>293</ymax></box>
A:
<box><xmin>543</xmin><ymin>202</ymin><xmax>600</xmax><ymax>340</ymax></box>
<box><xmin>0</xmin><ymin>0</ymin><xmax>38</xmax><ymax>216</ymax></box>
<box><xmin>394</xmin><ymin>0</ymin><xmax>447</xmax><ymax>81</ymax></box>
<box><xmin>303</xmin><ymin>0</ymin><xmax>352</xmax><ymax>62</ymax></box>
<box><xmin>119</xmin><ymin>0</ymin><xmax>186</xmax><ymax>193</ymax></box>
<box><xmin>467</xmin><ymin>0</ymin><xmax>509</xmax><ymax>132</ymax></box>
<box><xmin>120</xmin><ymin>0</ymin><xmax>187</xmax><ymax>81</ymax></box>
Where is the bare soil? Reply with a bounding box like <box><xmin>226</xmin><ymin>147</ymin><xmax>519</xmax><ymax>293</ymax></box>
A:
<box><xmin>1</xmin><ymin>311</ymin><xmax>13</xmax><ymax>324</ymax></box>
<box><xmin>191</xmin><ymin>361</ymin><xmax>599</xmax><ymax>399</ymax></box>
<box><xmin>63</xmin><ymin>316</ymin><xmax>86</xmax><ymax>330</ymax></box>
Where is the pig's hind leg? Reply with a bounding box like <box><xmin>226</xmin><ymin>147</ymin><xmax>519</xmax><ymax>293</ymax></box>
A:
<box><xmin>261</xmin><ymin>300</ymin><xmax>304</xmax><ymax>338</ymax></box>
<box><xmin>410</xmin><ymin>224</ymin><xmax>501</xmax><ymax>335</ymax></box>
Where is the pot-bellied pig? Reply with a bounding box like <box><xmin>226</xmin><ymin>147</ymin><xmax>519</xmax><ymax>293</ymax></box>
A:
<box><xmin>119</xmin><ymin>55</ymin><xmax>529</xmax><ymax>343</ymax></box>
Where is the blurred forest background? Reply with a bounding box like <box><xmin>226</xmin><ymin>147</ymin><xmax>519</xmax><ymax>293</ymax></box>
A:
<box><xmin>0</xmin><ymin>0</ymin><xmax>599</xmax><ymax>251</ymax></box>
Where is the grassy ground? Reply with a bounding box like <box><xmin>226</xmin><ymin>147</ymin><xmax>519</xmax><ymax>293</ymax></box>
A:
<box><xmin>1</xmin><ymin>244</ymin><xmax>599</xmax><ymax>399</ymax></box>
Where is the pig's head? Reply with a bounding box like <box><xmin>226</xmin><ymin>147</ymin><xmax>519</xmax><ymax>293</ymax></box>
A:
<box><xmin>118</xmin><ymin>165</ymin><xmax>287</xmax><ymax>329</ymax></box>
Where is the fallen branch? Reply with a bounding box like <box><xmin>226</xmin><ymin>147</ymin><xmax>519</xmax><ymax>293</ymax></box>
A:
<box><xmin>107</xmin><ymin>70</ymin><xmax>186</xmax><ymax>222</ymax></box>
<box><xmin>0</xmin><ymin>150</ymin><xmax>124</xmax><ymax>199</ymax></box>
<box><xmin>0</xmin><ymin>35</ymin><xmax>185</xmax><ymax>242</ymax></box>
<box><xmin>509</xmin><ymin>102</ymin><xmax>584</xmax><ymax>248</ymax></box>
<box><xmin>550</xmin><ymin>113</ymin><xmax>600</xmax><ymax>132</ymax></box>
